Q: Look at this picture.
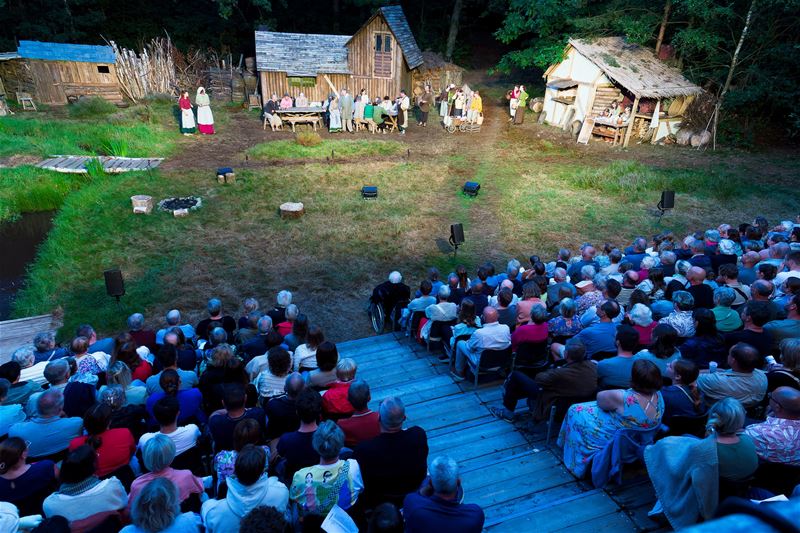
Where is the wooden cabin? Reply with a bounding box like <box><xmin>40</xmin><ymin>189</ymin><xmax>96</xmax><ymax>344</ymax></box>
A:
<box><xmin>412</xmin><ymin>51</ymin><xmax>464</xmax><ymax>95</ymax></box>
<box><xmin>541</xmin><ymin>37</ymin><xmax>704</xmax><ymax>146</ymax></box>
<box><xmin>0</xmin><ymin>40</ymin><xmax>123</xmax><ymax>105</ymax></box>
<box><xmin>255</xmin><ymin>5</ymin><xmax>424</xmax><ymax>104</ymax></box>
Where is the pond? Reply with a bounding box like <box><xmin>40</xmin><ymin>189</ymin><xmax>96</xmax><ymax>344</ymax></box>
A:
<box><xmin>0</xmin><ymin>211</ymin><xmax>54</xmax><ymax>320</ymax></box>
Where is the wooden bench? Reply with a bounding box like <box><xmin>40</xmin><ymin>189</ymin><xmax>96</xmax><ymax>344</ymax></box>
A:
<box><xmin>283</xmin><ymin>115</ymin><xmax>321</xmax><ymax>132</ymax></box>
<box><xmin>0</xmin><ymin>313</ymin><xmax>62</xmax><ymax>363</ymax></box>
<box><xmin>354</xmin><ymin>118</ymin><xmax>376</xmax><ymax>133</ymax></box>
<box><xmin>384</xmin><ymin>115</ymin><xmax>398</xmax><ymax>132</ymax></box>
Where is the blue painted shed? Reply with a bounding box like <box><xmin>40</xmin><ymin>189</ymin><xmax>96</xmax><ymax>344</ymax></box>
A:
<box><xmin>0</xmin><ymin>40</ymin><xmax>122</xmax><ymax>105</ymax></box>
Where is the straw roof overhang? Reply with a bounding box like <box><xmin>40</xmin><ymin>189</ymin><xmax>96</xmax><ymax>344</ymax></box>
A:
<box><xmin>562</xmin><ymin>37</ymin><xmax>704</xmax><ymax>99</ymax></box>
<box><xmin>418</xmin><ymin>51</ymin><xmax>464</xmax><ymax>72</ymax></box>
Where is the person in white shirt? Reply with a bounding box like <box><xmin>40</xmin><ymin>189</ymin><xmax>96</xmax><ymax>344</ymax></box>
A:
<box><xmin>452</xmin><ymin>307</ymin><xmax>511</xmax><ymax>381</ymax></box>
<box><xmin>138</xmin><ymin>396</ymin><xmax>200</xmax><ymax>456</ymax></box>
<box><xmin>421</xmin><ymin>286</ymin><xmax>459</xmax><ymax>341</ymax></box>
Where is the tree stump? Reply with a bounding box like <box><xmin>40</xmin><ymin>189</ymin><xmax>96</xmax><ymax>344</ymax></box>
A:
<box><xmin>280</xmin><ymin>202</ymin><xmax>305</xmax><ymax>219</ymax></box>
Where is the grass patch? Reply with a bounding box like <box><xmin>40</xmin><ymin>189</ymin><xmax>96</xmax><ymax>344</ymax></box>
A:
<box><xmin>247</xmin><ymin>139</ymin><xmax>404</xmax><ymax>160</ymax></box>
<box><xmin>68</xmin><ymin>97</ymin><xmax>117</xmax><ymax>119</ymax></box>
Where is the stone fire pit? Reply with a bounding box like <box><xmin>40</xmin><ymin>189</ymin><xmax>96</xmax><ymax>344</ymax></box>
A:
<box><xmin>158</xmin><ymin>196</ymin><xmax>202</xmax><ymax>217</ymax></box>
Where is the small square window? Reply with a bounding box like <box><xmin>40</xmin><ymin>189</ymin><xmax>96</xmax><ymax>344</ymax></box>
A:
<box><xmin>97</xmin><ymin>65</ymin><xmax>110</xmax><ymax>74</ymax></box>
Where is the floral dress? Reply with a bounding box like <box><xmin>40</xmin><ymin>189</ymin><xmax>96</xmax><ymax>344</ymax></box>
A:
<box><xmin>547</xmin><ymin>316</ymin><xmax>583</xmax><ymax>338</ymax></box>
<box><xmin>558</xmin><ymin>389</ymin><xmax>663</xmax><ymax>477</ymax></box>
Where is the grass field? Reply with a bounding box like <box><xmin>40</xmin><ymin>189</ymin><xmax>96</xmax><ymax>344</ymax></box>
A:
<box><xmin>3</xmin><ymin>100</ymin><xmax>800</xmax><ymax>341</ymax></box>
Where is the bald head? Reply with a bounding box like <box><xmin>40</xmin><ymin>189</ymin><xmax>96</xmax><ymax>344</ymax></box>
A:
<box><xmin>772</xmin><ymin>386</ymin><xmax>800</xmax><ymax>419</ymax></box>
<box><xmin>687</xmin><ymin>266</ymin><xmax>706</xmax><ymax>285</ymax></box>
<box><xmin>483</xmin><ymin>307</ymin><xmax>499</xmax><ymax>324</ymax></box>
<box><xmin>751</xmin><ymin>279</ymin><xmax>774</xmax><ymax>300</ymax></box>
<box><xmin>581</xmin><ymin>246</ymin><xmax>596</xmax><ymax>261</ymax></box>
<box><xmin>500</xmin><ymin>279</ymin><xmax>514</xmax><ymax>291</ymax></box>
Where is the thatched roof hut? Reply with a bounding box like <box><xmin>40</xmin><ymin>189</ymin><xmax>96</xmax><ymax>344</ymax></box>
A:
<box><xmin>541</xmin><ymin>36</ymin><xmax>704</xmax><ymax>146</ymax></box>
<box><xmin>411</xmin><ymin>51</ymin><xmax>464</xmax><ymax>95</ymax></box>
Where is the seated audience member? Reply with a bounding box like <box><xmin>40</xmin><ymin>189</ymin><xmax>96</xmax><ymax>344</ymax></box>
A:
<box><xmin>202</xmin><ymin>445</ymin><xmax>288</xmax><ymax>532</ymax></box>
<box><xmin>547</xmin><ymin>298</ymin><xmax>583</xmax><ymax>339</ymax></box>
<box><xmin>265</xmin><ymin>373</ymin><xmax>304</xmax><ymax>441</ymax></box>
<box><xmin>196</xmin><ymin>298</ymin><xmax>236</xmax><ymax>342</ymax></box>
<box><xmin>237</xmin><ymin>297</ymin><xmax>260</xmax><ymax>330</ymax></box>
<box><xmin>236</xmin><ymin>311</ymin><xmax>262</xmax><ymax>346</ymax></box>
<box><xmin>578</xmin><ymin>277</ymin><xmax>623</xmax><ymax>327</ymax></box>
<box><xmin>617</xmin><ymin>270</ymin><xmax>639</xmax><ymax>309</ymax></box>
<box><xmin>307</xmin><ymin>341</ymin><xmax>339</xmax><ymax>389</ymax></box>
<box><xmin>658</xmin><ymin>291</ymin><xmax>696</xmax><ymax>338</ymax></box>
<box><xmin>199</xmin><ymin>344</ymin><xmax>247</xmax><ymax>414</ymax></box>
<box><xmin>624</xmin><ymin>237</ymin><xmax>648</xmax><ymax>269</ymax></box>
<box><xmin>283</xmin><ymin>313</ymin><xmax>309</xmax><ymax>353</ymax></box>
<box><xmin>208</xmin><ymin>383</ymin><xmax>266</xmax><ymax>453</ymax></box>
<box><xmin>0</xmin><ymin>437</ymin><xmax>58</xmax><ymax>516</ymax></box>
<box><xmin>601</xmin><ymin>249</ymin><xmax>623</xmax><ymax>278</ymax></box>
<box><xmin>354</xmin><ymin>396</ymin><xmax>428</xmax><ymax>509</ymax></box>
<box><xmin>146</xmin><ymin>369</ymin><xmax>206</xmax><ymax>426</ymax></box>
<box><xmin>275</xmin><ymin>304</ymin><xmax>299</xmax><ymax>338</ymax></box>
<box><xmin>724</xmin><ymin>300</ymin><xmax>775</xmax><ymax>358</ymax></box>
<box><xmin>420</xmin><ymin>285</ymin><xmax>458</xmax><ymax>341</ymax></box>
<box><xmin>633</xmin><ymin>324</ymin><xmax>681</xmax><ymax>376</ymax></box>
<box><xmin>768</xmin><ymin>339</ymin><xmax>800</xmax><ymax>392</ymax></box>
<box><xmin>697</xmin><ymin>343</ymin><xmax>767</xmax><ymax>408</ymax></box>
<box><xmin>9</xmin><ymin>389</ymin><xmax>82</xmax><ymax>459</ymax></box>
<box><xmin>26</xmin><ymin>359</ymin><xmax>94</xmax><ymax>418</ymax></box>
<box><xmin>511</xmin><ymin>304</ymin><xmax>548</xmax><ymax>352</ymax></box>
<box><xmin>139</xmin><ymin>396</ymin><xmax>201</xmax><ymax>457</ymax></box>
<box><xmin>371</xmin><ymin>271</ymin><xmax>412</xmax><ymax>323</ymax></box>
<box><xmin>155</xmin><ymin>309</ymin><xmax>196</xmax><ymax>346</ymax></box>
<box><xmin>276</xmin><ymin>388</ymin><xmax>322</xmax><ymax>481</ymax></box>
<box><xmin>567</xmin><ymin>245</ymin><xmax>599</xmax><ymax>283</ymax></box>
<box><xmin>0</xmin><ymin>379</ymin><xmax>25</xmax><ymax>435</ymax></box>
<box><xmin>161</xmin><ymin>330</ymin><xmax>198</xmax><ymax>372</ymax></box>
<box><xmin>717</xmin><ymin>263</ymin><xmax>750</xmax><ymax>309</ymax></box>
<box><xmin>597</xmin><ymin>325</ymin><xmax>640</xmax><ymax>389</ymax></box>
<box><xmin>337</xmin><ymin>379</ymin><xmax>381</xmax><ymax>447</ymax></box>
<box><xmin>491</xmin><ymin>339</ymin><xmax>597</xmax><ymax>422</ymax></box>
<box><xmin>463</xmin><ymin>280</ymin><xmax>489</xmax><ymax>318</ymax></box>
<box><xmin>661</xmin><ymin>359</ymin><xmax>705</xmax><ymax>424</ymax></box>
<box><xmin>12</xmin><ymin>345</ymin><xmax>48</xmax><ymax>387</ymax></box>
<box><xmin>764</xmin><ymin>294</ymin><xmax>800</xmax><ymax>351</ymax></box>
<box><xmin>450</xmin><ymin>299</ymin><xmax>481</xmax><ymax>351</ymax></box>
<box><xmin>241</xmin><ymin>316</ymin><xmax>276</xmax><ymax>362</ymax></box>
<box><xmin>515</xmin><ymin>281</ymin><xmax>545</xmax><ymax>325</ymax></box>
<box><xmin>32</xmin><ymin>331</ymin><xmax>68</xmax><ymax>363</ymax></box>
<box><xmin>266</xmin><ymin>290</ymin><xmax>293</xmax><ymax>326</ymax></box>
<box><xmin>128</xmin><ymin>434</ymin><xmax>204</xmax><ymax>511</ymax></box>
<box><xmin>321</xmin><ymin>358</ymin><xmax>357</xmax><ymax>418</ymax></box>
<box><xmin>552</xmin><ymin>300</ymin><xmax>620</xmax><ymax>360</ymax></box>
<box><xmin>244</xmin><ymin>331</ymin><xmax>284</xmax><ymax>378</ymax></box>
<box><xmin>686</xmin><ymin>267</ymin><xmax>714</xmax><ymax>310</ymax></box>
<box><xmin>711</xmin><ymin>286</ymin><xmax>744</xmax><ymax>332</ymax></box>
<box><xmin>403</xmin><ymin>455</ymin><xmax>485</xmax><ymax>533</ymax></box>
<box><xmin>239</xmin><ymin>505</ymin><xmax>289</xmax><ymax>533</ymax></box>
<box><xmin>0</xmin><ymin>361</ymin><xmax>41</xmax><ymax>406</ymax></box>
<box><xmin>751</xmin><ymin>279</ymin><xmax>784</xmax><ymax>320</ymax></box>
<box><xmin>122</xmin><ymin>477</ymin><xmax>201</xmax><ymax>533</ymax></box>
<box><xmin>688</xmin><ymin>239</ymin><xmax>712</xmax><ymax>271</ymax></box>
<box><xmin>99</xmin><ymin>386</ymin><xmax>148</xmax><ymax>440</ymax></box>
<box><xmin>69</xmin><ymin>403</ymin><xmax>135</xmax><ymax>478</ymax></box>
<box><xmin>293</xmin><ymin>325</ymin><xmax>325</xmax><ymax>372</ymax></box>
<box><xmin>774</xmin><ymin>250</ymin><xmax>800</xmax><ymax>286</ymax></box>
<box><xmin>628</xmin><ymin>303</ymin><xmax>657</xmax><ymax>345</ymax></box>
<box><xmin>575</xmin><ymin>278</ymin><xmax>603</xmax><ymax>316</ymax></box>
<box><xmin>739</xmin><ymin>251</ymin><xmax>761</xmax><ymax>286</ymax></box>
<box><xmin>76</xmin><ymin>324</ymin><xmax>115</xmax><ymax>355</ymax></box>
<box><xmin>127</xmin><ymin>313</ymin><xmax>157</xmax><ymax>354</ymax></box>
<box><xmin>493</xmin><ymin>287</ymin><xmax>518</xmax><ymax>330</ymax></box>
<box><xmin>254</xmin><ymin>347</ymin><xmax>293</xmax><ymax>399</ymax></box>
<box><xmin>680</xmin><ymin>308</ymin><xmax>728</xmax><ymax>369</ymax></box>
<box><xmin>104</xmin><ymin>361</ymin><xmax>147</xmax><ymax>406</ymax></box>
<box><xmin>42</xmin><ymin>445</ymin><xmax>127</xmax><ymax>528</ymax></box>
<box><xmin>559</xmin><ymin>360</ymin><xmax>663</xmax><ymax>477</ymax></box>
<box><xmin>744</xmin><ymin>386</ymin><xmax>800</xmax><ymax>465</ymax></box>
<box><xmin>110</xmin><ymin>338</ymin><xmax>152</xmax><ymax>384</ymax></box>
<box><xmin>214</xmin><ymin>419</ymin><xmax>269</xmax><ymax>490</ymax></box>
<box><xmin>638</xmin><ymin>267</ymin><xmax>666</xmax><ymax>303</ymax></box>
<box><xmin>546</xmin><ymin>268</ymin><xmax>576</xmax><ymax>307</ymax></box>
<box><xmin>452</xmin><ymin>307</ymin><xmax>511</xmax><ymax>382</ymax></box>
<box><xmin>407</xmin><ymin>279</ymin><xmax>436</xmax><ymax>318</ymax></box>
<box><xmin>644</xmin><ymin>397</ymin><xmax>757</xmax><ymax>529</ymax></box>
<box><xmin>290</xmin><ymin>421</ymin><xmax>363</xmax><ymax>517</ymax></box>
<box><xmin>71</xmin><ymin>336</ymin><xmax>108</xmax><ymax>381</ymax></box>
<box><xmin>145</xmin><ymin>344</ymin><xmax>199</xmax><ymax>396</ymax></box>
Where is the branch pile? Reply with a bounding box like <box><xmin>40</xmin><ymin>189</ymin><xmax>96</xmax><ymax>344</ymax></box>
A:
<box><xmin>111</xmin><ymin>38</ymin><xmax>177</xmax><ymax>103</ymax></box>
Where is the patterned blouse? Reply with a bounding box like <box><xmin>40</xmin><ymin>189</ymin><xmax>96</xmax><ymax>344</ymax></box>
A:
<box><xmin>658</xmin><ymin>311</ymin><xmax>696</xmax><ymax>338</ymax></box>
<box><xmin>743</xmin><ymin>417</ymin><xmax>800</xmax><ymax>466</ymax></box>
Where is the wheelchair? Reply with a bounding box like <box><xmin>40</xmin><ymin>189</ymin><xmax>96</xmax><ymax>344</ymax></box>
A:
<box><xmin>367</xmin><ymin>293</ymin><xmax>408</xmax><ymax>334</ymax></box>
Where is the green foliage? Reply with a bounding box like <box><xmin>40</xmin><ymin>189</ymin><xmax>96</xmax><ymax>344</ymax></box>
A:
<box><xmin>213</xmin><ymin>0</ymin><xmax>272</xmax><ymax>19</ymax></box>
<box><xmin>84</xmin><ymin>158</ymin><xmax>107</xmax><ymax>180</ymax></box>
<box><xmin>102</xmin><ymin>139</ymin><xmax>130</xmax><ymax>157</ymax></box>
<box><xmin>247</xmin><ymin>139</ymin><xmax>404</xmax><ymax>160</ymax></box>
<box><xmin>68</xmin><ymin>97</ymin><xmax>117</xmax><ymax>119</ymax></box>
<box><xmin>0</xmin><ymin>166</ymin><xmax>102</xmax><ymax>223</ymax></box>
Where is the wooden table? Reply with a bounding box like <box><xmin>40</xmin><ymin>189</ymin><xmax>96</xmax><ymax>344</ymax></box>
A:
<box><xmin>592</xmin><ymin>117</ymin><xmax>629</xmax><ymax>146</ymax></box>
<box><xmin>384</xmin><ymin>114</ymin><xmax>398</xmax><ymax>132</ymax></box>
<box><xmin>274</xmin><ymin>107</ymin><xmax>324</xmax><ymax>132</ymax></box>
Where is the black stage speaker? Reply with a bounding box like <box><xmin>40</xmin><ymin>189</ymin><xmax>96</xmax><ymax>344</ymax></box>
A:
<box><xmin>361</xmin><ymin>186</ymin><xmax>378</xmax><ymax>199</ymax></box>
<box><xmin>463</xmin><ymin>181</ymin><xmax>480</xmax><ymax>197</ymax></box>
<box><xmin>104</xmin><ymin>268</ymin><xmax>125</xmax><ymax>298</ymax></box>
<box><xmin>658</xmin><ymin>191</ymin><xmax>675</xmax><ymax>210</ymax></box>
<box><xmin>450</xmin><ymin>223</ymin><xmax>465</xmax><ymax>246</ymax></box>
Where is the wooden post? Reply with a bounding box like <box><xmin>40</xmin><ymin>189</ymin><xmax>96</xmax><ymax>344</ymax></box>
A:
<box><xmin>623</xmin><ymin>96</ymin><xmax>640</xmax><ymax>148</ymax></box>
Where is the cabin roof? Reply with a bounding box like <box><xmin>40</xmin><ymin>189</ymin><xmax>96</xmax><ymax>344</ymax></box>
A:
<box><xmin>255</xmin><ymin>31</ymin><xmax>350</xmax><ymax>76</ymax></box>
<box><xmin>16</xmin><ymin>40</ymin><xmax>115</xmax><ymax>63</ymax></box>
<box><xmin>347</xmin><ymin>5</ymin><xmax>424</xmax><ymax>70</ymax></box>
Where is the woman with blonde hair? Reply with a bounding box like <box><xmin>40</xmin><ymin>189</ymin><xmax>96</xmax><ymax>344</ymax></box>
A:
<box><xmin>196</xmin><ymin>87</ymin><xmax>214</xmax><ymax>134</ymax></box>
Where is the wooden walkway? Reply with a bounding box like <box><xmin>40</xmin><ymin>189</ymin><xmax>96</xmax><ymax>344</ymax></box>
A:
<box><xmin>336</xmin><ymin>333</ymin><xmax>665</xmax><ymax>532</ymax></box>
<box><xmin>0</xmin><ymin>313</ymin><xmax>61</xmax><ymax>363</ymax></box>
<box><xmin>36</xmin><ymin>156</ymin><xmax>163</xmax><ymax>173</ymax></box>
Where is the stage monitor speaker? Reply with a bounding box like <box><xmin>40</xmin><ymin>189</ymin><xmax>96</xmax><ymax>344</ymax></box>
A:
<box><xmin>361</xmin><ymin>186</ymin><xmax>378</xmax><ymax>199</ymax></box>
<box><xmin>450</xmin><ymin>223</ymin><xmax>465</xmax><ymax>246</ymax></box>
<box><xmin>104</xmin><ymin>268</ymin><xmax>125</xmax><ymax>298</ymax></box>
<box><xmin>658</xmin><ymin>191</ymin><xmax>675</xmax><ymax>210</ymax></box>
<box><xmin>463</xmin><ymin>181</ymin><xmax>480</xmax><ymax>197</ymax></box>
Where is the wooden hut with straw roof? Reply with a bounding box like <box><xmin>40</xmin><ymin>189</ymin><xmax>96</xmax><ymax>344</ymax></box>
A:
<box><xmin>541</xmin><ymin>36</ymin><xmax>704</xmax><ymax>146</ymax></box>
<box><xmin>411</xmin><ymin>51</ymin><xmax>464</xmax><ymax>95</ymax></box>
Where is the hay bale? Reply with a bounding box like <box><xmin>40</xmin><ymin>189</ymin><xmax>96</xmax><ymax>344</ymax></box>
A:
<box><xmin>690</xmin><ymin>130</ymin><xmax>711</xmax><ymax>147</ymax></box>
<box><xmin>280</xmin><ymin>202</ymin><xmax>305</xmax><ymax>219</ymax></box>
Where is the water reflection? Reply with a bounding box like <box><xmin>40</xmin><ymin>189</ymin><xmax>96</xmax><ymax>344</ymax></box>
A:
<box><xmin>0</xmin><ymin>211</ymin><xmax>54</xmax><ymax>320</ymax></box>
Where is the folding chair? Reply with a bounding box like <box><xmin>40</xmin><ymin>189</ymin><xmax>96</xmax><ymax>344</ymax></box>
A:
<box><xmin>426</xmin><ymin>319</ymin><xmax>457</xmax><ymax>353</ymax></box>
<box><xmin>512</xmin><ymin>341</ymin><xmax>550</xmax><ymax>376</ymax></box>
<box><xmin>16</xmin><ymin>92</ymin><xmax>36</xmax><ymax>111</ymax></box>
<box><xmin>467</xmin><ymin>346</ymin><xmax>512</xmax><ymax>388</ymax></box>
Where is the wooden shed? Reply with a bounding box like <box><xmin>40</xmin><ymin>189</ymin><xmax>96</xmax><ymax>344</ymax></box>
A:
<box><xmin>0</xmin><ymin>40</ymin><xmax>123</xmax><ymax>105</ymax></box>
<box><xmin>256</xmin><ymin>5</ymin><xmax>424</xmax><ymax>104</ymax></box>
<box><xmin>541</xmin><ymin>37</ymin><xmax>704</xmax><ymax>146</ymax></box>
<box><xmin>411</xmin><ymin>51</ymin><xmax>464</xmax><ymax>95</ymax></box>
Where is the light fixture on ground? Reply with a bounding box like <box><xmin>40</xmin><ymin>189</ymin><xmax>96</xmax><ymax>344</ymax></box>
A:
<box><xmin>463</xmin><ymin>181</ymin><xmax>480</xmax><ymax>197</ymax></box>
<box><xmin>361</xmin><ymin>186</ymin><xmax>378</xmax><ymax>199</ymax></box>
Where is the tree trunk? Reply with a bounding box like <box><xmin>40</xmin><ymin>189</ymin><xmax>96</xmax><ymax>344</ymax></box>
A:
<box><xmin>655</xmin><ymin>0</ymin><xmax>672</xmax><ymax>55</ymax></box>
<box><xmin>710</xmin><ymin>0</ymin><xmax>756</xmax><ymax>150</ymax></box>
<box><xmin>445</xmin><ymin>0</ymin><xmax>463</xmax><ymax>61</ymax></box>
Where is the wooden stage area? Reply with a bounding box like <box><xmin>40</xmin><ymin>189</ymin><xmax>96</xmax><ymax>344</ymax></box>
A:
<box><xmin>337</xmin><ymin>333</ymin><xmax>667</xmax><ymax>532</ymax></box>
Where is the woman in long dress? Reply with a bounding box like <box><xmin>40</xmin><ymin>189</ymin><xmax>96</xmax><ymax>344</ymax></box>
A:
<box><xmin>178</xmin><ymin>91</ymin><xmax>196</xmax><ymax>135</ymax></box>
<box><xmin>328</xmin><ymin>94</ymin><xmax>341</xmax><ymax>133</ymax></box>
<box><xmin>195</xmin><ymin>87</ymin><xmax>214</xmax><ymax>135</ymax></box>
<box><xmin>558</xmin><ymin>359</ymin><xmax>664</xmax><ymax>478</ymax></box>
